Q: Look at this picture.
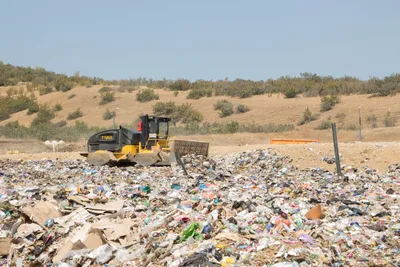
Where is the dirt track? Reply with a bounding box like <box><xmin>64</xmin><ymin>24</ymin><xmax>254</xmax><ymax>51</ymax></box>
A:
<box><xmin>1</xmin><ymin>141</ymin><xmax>399</xmax><ymax>173</ymax></box>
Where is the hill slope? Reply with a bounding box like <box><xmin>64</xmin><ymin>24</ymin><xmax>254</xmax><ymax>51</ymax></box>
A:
<box><xmin>1</xmin><ymin>85</ymin><xmax>399</xmax><ymax>132</ymax></box>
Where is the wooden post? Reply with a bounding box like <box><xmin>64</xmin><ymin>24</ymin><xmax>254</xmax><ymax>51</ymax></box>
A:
<box><xmin>331</xmin><ymin>123</ymin><xmax>342</xmax><ymax>178</ymax></box>
<box><xmin>358</xmin><ymin>107</ymin><xmax>362</xmax><ymax>142</ymax></box>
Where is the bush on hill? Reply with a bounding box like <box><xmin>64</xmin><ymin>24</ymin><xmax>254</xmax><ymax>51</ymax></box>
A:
<box><xmin>136</xmin><ymin>89</ymin><xmax>159</xmax><ymax>102</ymax></box>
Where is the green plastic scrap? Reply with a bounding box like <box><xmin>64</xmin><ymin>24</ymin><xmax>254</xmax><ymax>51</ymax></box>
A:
<box><xmin>142</xmin><ymin>185</ymin><xmax>152</xmax><ymax>194</ymax></box>
<box><xmin>180</xmin><ymin>222</ymin><xmax>202</xmax><ymax>242</ymax></box>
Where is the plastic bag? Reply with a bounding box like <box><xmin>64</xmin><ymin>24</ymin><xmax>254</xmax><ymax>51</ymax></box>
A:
<box><xmin>180</xmin><ymin>222</ymin><xmax>201</xmax><ymax>242</ymax></box>
<box><xmin>115</xmin><ymin>249</ymin><xmax>141</xmax><ymax>262</ymax></box>
<box><xmin>87</xmin><ymin>244</ymin><xmax>114</xmax><ymax>264</ymax></box>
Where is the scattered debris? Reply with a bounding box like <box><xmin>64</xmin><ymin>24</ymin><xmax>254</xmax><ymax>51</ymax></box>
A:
<box><xmin>305</xmin><ymin>204</ymin><xmax>323</xmax><ymax>220</ymax></box>
<box><xmin>1</xmin><ymin>149</ymin><xmax>400</xmax><ymax>266</ymax></box>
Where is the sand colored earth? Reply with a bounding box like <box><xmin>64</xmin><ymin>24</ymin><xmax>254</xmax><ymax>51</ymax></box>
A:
<box><xmin>1</xmin><ymin>139</ymin><xmax>399</xmax><ymax>173</ymax></box>
<box><xmin>1</xmin><ymin>85</ymin><xmax>400</xmax><ymax>131</ymax></box>
<box><xmin>1</xmin><ymin>84</ymin><xmax>400</xmax><ymax>173</ymax></box>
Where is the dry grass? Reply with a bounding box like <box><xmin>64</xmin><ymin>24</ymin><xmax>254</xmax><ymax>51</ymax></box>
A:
<box><xmin>1</xmin><ymin>85</ymin><xmax>400</xmax><ymax>136</ymax></box>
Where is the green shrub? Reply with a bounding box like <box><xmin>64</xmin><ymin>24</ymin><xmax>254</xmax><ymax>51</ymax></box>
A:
<box><xmin>374</xmin><ymin>83</ymin><xmax>397</xmax><ymax>97</ymax></box>
<box><xmin>214</xmin><ymin>100</ymin><xmax>234</xmax><ymax>118</ymax></box>
<box><xmin>187</xmin><ymin>89</ymin><xmax>205</xmax><ymax>99</ymax></box>
<box><xmin>55</xmin><ymin>120</ymin><xmax>67</xmax><ymax>127</ymax></box>
<box><xmin>53</xmin><ymin>103</ymin><xmax>63</xmax><ymax>112</ymax></box>
<box><xmin>153</xmin><ymin>101</ymin><xmax>177</xmax><ymax>116</ymax></box>
<box><xmin>152</xmin><ymin>102</ymin><xmax>203</xmax><ymax>123</ymax></box>
<box><xmin>136</xmin><ymin>89</ymin><xmax>159</xmax><ymax>102</ymax></box>
<box><xmin>320</xmin><ymin>95</ymin><xmax>340</xmax><ymax>112</ymax></box>
<box><xmin>0</xmin><ymin>62</ymin><xmax>103</xmax><ymax>89</ymax></box>
<box><xmin>298</xmin><ymin>107</ymin><xmax>319</xmax><ymax>125</ymax></box>
<box><xmin>384</xmin><ymin>112</ymin><xmax>396</xmax><ymax>127</ymax></box>
<box><xmin>27</xmin><ymin>102</ymin><xmax>40</xmax><ymax>115</ymax></box>
<box><xmin>219</xmin><ymin>106</ymin><xmax>234</xmax><ymax>117</ymax></box>
<box><xmin>225</xmin><ymin>121</ymin><xmax>240</xmax><ymax>133</ymax></box>
<box><xmin>55</xmin><ymin>78</ymin><xmax>73</xmax><ymax>92</ymax></box>
<box><xmin>103</xmin><ymin>109</ymin><xmax>115</xmax><ymax>120</ymax></box>
<box><xmin>3</xmin><ymin>61</ymin><xmax>400</xmax><ymax>99</ymax></box>
<box><xmin>237</xmin><ymin>89</ymin><xmax>253</xmax><ymax>99</ymax></box>
<box><xmin>0</xmin><ymin>121</ymin><xmax>28</xmax><ymax>138</ymax></box>
<box><xmin>240</xmin><ymin>122</ymin><xmax>295</xmax><ymax>133</ymax></box>
<box><xmin>0</xmin><ymin>106</ymin><xmax>10</xmax><ymax>121</ymax></box>
<box><xmin>366</xmin><ymin>114</ymin><xmax>377</xmax><ymax>128</ymax></box>
<box><xmin>7</xmin><ymin>95</ymin><xmax>35</xmax><ymax>114</ymax></box>
<box><xmin>99</xmin><ymin>87</ymin><xmax>113</xmax><ymax>93</ymax></box>
<box><xmin>32</xmin><ymin>105</ymin><xmax>55</xmax><ymax>126</ymax></box>
<box><xmin>0</xmin><ymin>94</ymin><xmax>36</xmax><ymax>121</ymax></box>
<box><xmin>284</xmin><ymin>88</ymin><xmax>298</xmax><ymax>98</ymax></box>
<box><xmin>186</xmin><ymin>88</ymin><xmax>212</xmax><ymax>99</ymax></box>
<box><xmin>315</xmin><ymin>120</ymin><xmax>332</xmax><ymax>130</ymax></box>
<box><xmin>236</xmin><ymin>104</ymin><xmax>250</xmax><ymax>114</ymax></box>
<box><xmin>169</xmin><ymin>79</ymin><xmax>191</xmax><ymax>91</ymax></box>
<box><xmin>0</xmin><ymin>119</ymin><xmax>105</xmax><ymax>142</ymax></box>
<box><xmin>99</xmin><ymin>92</ymin><xmax>115</xmax><ymax>105</ymax></box>
<box><xmin>177</xmin><ymin>103</ymin><xmax>203</xmax><ymax>123</ymax></box>
<box><xmin>169</xmin><ymin>121</ymin><xmax>295</xmax><ymax>135</ymax></box>
<box><xmin>39</xmin><ymin>87</ymin><xmax>53</xmax><ymax>95</ymax></box>
<box><xmin>214</xmin><ymin>100</ymin><xmax>229</xmax><ymax>110</ymax></box>
<box><xmin>67</xmin><ymin>94</ymin><xmax>76</xmax><ymax>99</ymax></box>
<box><xmin>67</xmin><ymin>108</ymin><xmax>83</xmax><ymax>120</ymax></box>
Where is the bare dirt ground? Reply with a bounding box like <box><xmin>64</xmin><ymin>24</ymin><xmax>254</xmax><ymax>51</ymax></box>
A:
<box><xmin>1</xmin><ymin>84</ymin><xmax>400</xmax><ymax>172</ymax></box>
<box><xmin>1</xmin><ymin>138</ymin><xmax>399</xmax><ymax>173</ymax></box>
<box><xmin>1</xmin><ymin>85</ymin><xmax>400</xmax><ymax>130</ymax></box>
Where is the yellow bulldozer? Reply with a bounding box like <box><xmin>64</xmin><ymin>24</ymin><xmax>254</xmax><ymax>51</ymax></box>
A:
<box><xmin>80</xmin><ymin>114</ymin><xmax>209</xmax><ymax>166</ymax></box>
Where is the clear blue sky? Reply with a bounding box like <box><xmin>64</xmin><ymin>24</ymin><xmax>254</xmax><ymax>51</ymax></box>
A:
<box><xmin>1</xmin><ymin>0</ymin><xmax>399</xmax><ymax>81</ymax></box>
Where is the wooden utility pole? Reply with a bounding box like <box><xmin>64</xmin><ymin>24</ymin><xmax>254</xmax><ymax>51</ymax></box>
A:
<box><xmin>332</xmin><ymin>123</ymin><xmax>342</xmax><ymax>178</ymax></box>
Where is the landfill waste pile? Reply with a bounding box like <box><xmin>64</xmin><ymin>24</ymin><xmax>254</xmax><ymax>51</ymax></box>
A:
<box><xmin>1</xmin><ymin>149</ymin><xmax>400</xmax><ymax>266</ymax></box>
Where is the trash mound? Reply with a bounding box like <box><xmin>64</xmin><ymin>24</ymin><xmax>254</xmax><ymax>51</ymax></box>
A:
<box><xmin>1</xmin><ymin>149</ymin><xmax>400</xmax><ymax>266</ymax></box>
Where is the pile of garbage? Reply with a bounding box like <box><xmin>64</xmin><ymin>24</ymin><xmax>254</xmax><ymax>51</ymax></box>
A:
<box><xmin>1</xmin><ymin>149</ymin><xmax>400</xmax><ymax>266</ymax></box>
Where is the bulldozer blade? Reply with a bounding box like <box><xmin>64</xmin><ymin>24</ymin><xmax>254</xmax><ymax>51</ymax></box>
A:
<box><xmin>155</xmin><ymin>151</ymin><xmax>173</xmax><ymax>166</ymax></box>
<box><xmin>87</xmin><ymin>151</ymin><xmax>116</xmax><ymax>166</ymax></box>
<box><xmin>134</xmin><ymin>152</ymin><xmax>159</xmax><ymax>166</ymax></box>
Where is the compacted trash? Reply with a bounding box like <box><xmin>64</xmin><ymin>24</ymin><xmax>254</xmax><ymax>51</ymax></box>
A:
<box><xmin>0</xmin><ymin>149</ymin><xmax>400</xmax><ymax>266</ymax></box>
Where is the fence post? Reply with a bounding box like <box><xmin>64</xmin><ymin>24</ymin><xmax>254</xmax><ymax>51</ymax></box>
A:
<box><xmin>358</xmin><ymin>107</ymin><xmax>362</xmax><ymax>142</ymax></box>
<box><xmin>331</xmin><ymin>123</ymin><xmax>342</xmax><ymax>178</ymax></box>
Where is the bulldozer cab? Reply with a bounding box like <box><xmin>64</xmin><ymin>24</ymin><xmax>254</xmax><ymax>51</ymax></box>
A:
<box><xmin>139</xmin><ymin>115</ymin><xmax>171</xmax><ymax>150</ymax></box>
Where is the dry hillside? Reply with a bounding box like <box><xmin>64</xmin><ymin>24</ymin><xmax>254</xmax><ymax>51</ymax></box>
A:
<box><xmin>1</xmin><ymin>85</ymin><xmax>399</xmax><ymax>131</ymax></box>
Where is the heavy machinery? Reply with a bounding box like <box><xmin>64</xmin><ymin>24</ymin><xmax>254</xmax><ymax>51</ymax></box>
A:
<box><xmin>80</xmin><ymin>115</ymin><xmax>173</xmax><ymax>166</ymax></box>
<box><xmin>80</xmin><ymin>114</ymin><xmax>209</xmax><ymax>167</ymax></box>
